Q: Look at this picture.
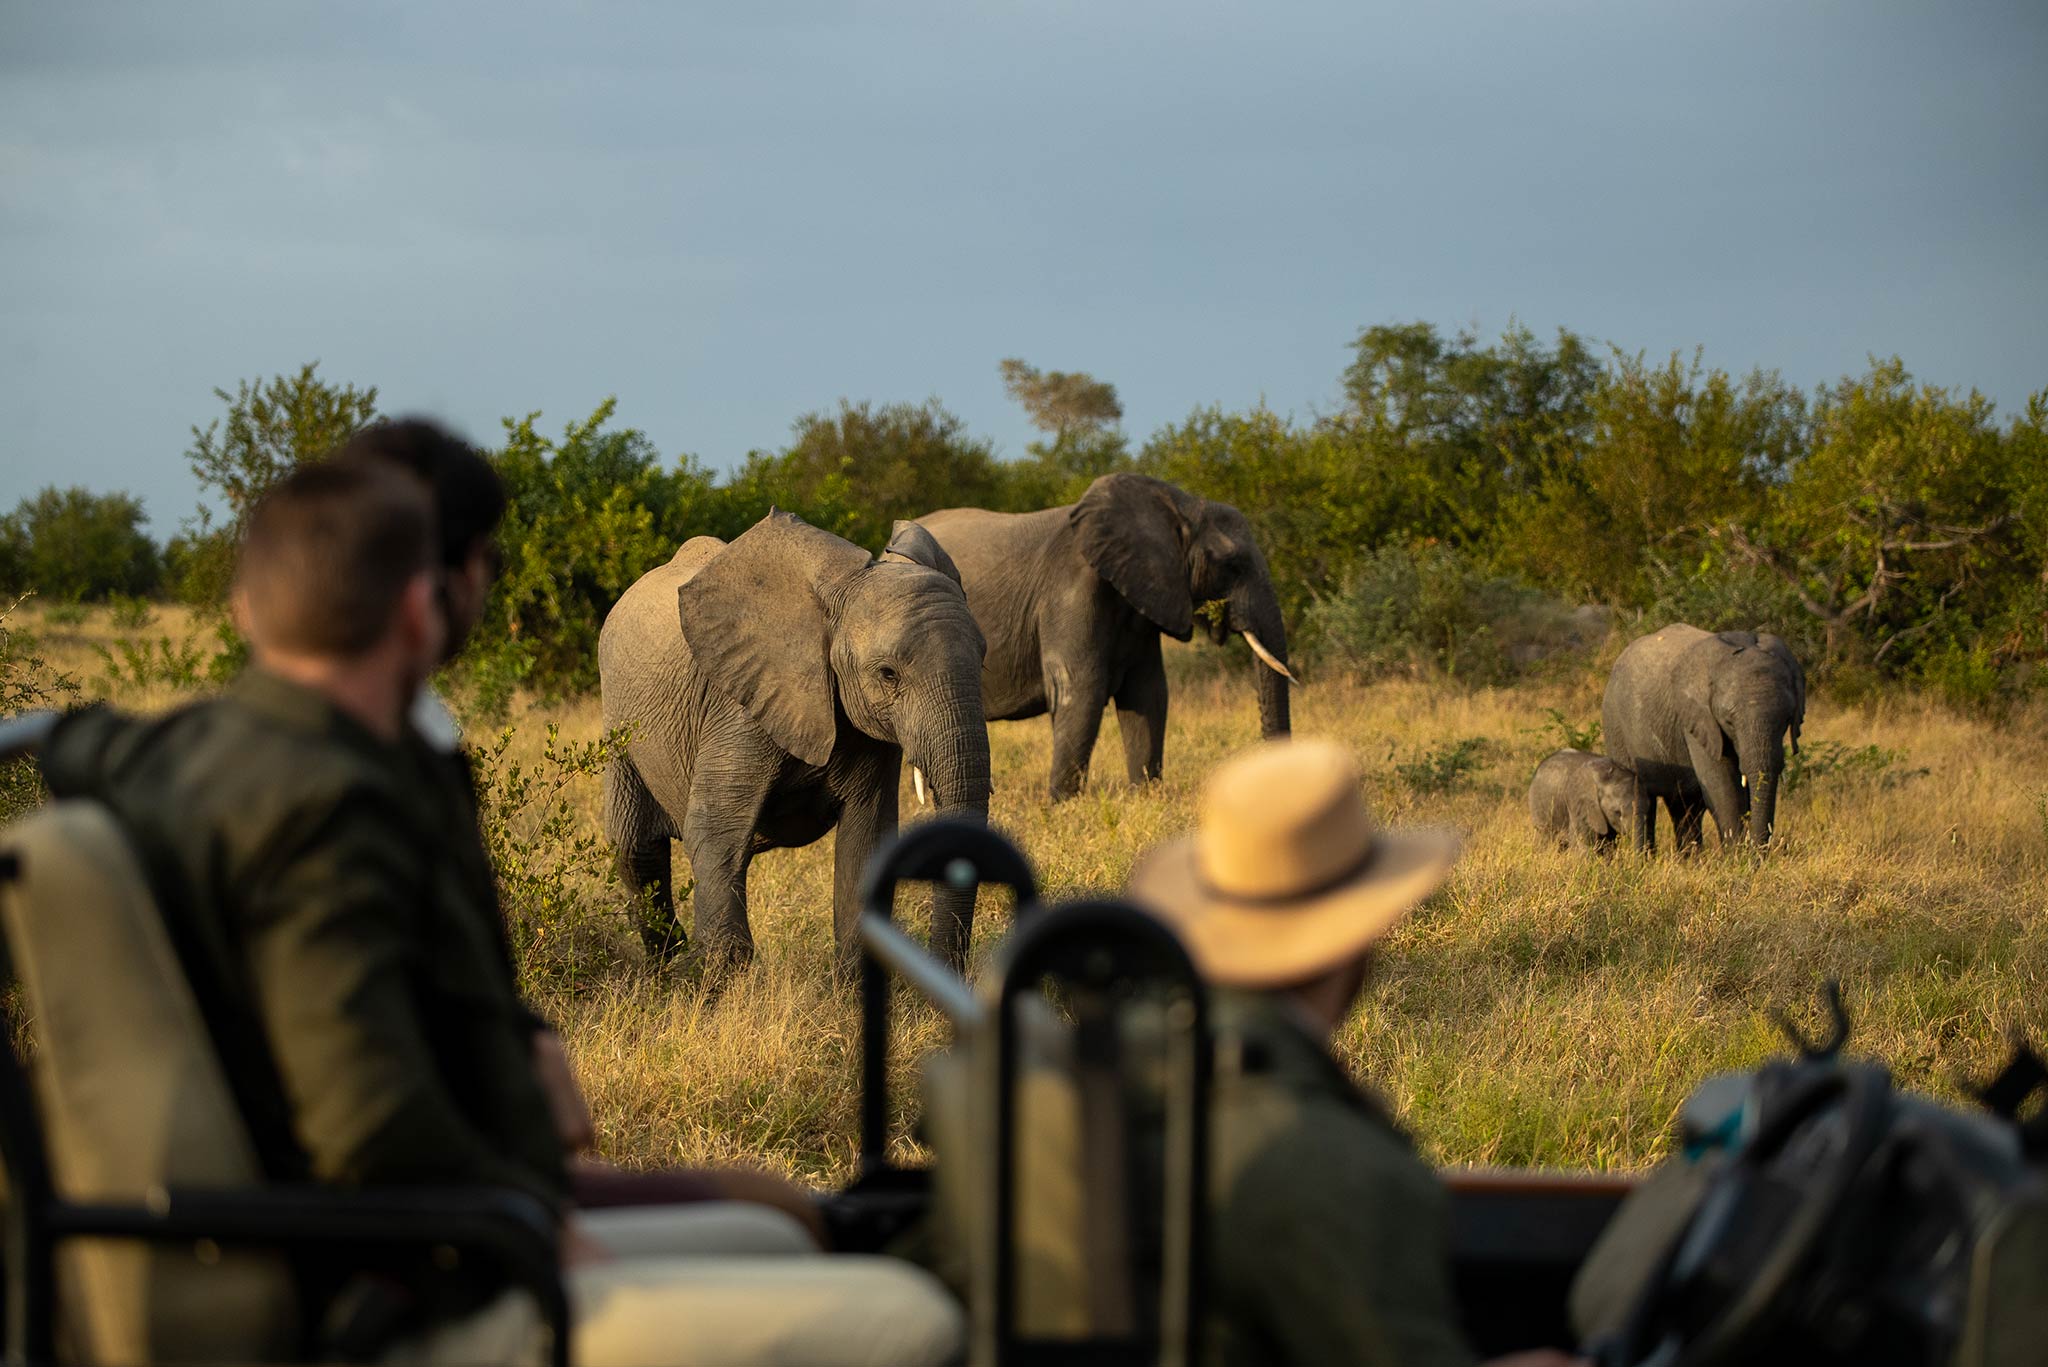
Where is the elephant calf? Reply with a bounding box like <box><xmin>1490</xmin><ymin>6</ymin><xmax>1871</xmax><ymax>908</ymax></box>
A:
<box><xmin>1528</xmin><ymin>749</ymin><xmax>1634</xmax><ymax>852</ymax></box>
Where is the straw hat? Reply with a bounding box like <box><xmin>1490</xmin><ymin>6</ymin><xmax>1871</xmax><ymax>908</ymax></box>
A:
<box><xmin>1130</xmin><ymin>739</ymin><xmax>1461</xmax><ymax>988</ymax></box>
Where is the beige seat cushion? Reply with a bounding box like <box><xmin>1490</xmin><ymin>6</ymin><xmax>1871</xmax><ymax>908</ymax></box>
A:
<box><xmin>393</xmin><ymin>1255</ymin><xmax>966</xmax><ymax>1367</ymax></box>
<box><xmin>578</xmin><ymin>1202</ymin><xmax>817</xmax><ymax>1259</ymax></box>
<box><xmin>0</xmin><ymin>801</ymin><xmax>299</xmax><ymax>1364</ymax></box>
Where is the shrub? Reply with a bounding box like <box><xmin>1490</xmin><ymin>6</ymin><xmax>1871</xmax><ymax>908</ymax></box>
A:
<box><xmin>107</xmin><ymin>595</ymin><xmax>157</xmax><ymax>630</ymax></box>
<box><xmin>1782</xmin><ymin>740</ymin><xmax>1927</xmax><ymax>793</ymax></box>
<box><xmin>1392</xmin><ymin>736</ymin><xmax>1490</xmax><ymax>794</ymax></box>
<box><xmin>92</xmin><ymin>635</ymin><xmax>213</xmax><ymax>695</ymax></box>
<box><xmin>1307</xmin><ymin>544</ymin><xmax>1591</xmax><ymax>685</ymax></box>
<box><xmin>469</xmin><ymin>723</ymin><xmax>638</xmax><ymax>992</ymax></box>
<box><xmin>1638</xmin><ymin>558</ymin><xmax>1823</xmax><ymax>667</ymax></box>
<box><xmin>1541</xmin><ymin>708</ymin><xmax>1602</xmax><ymax>752</ymax></box>
<box><xmin>1</xmin><ymin>596</ymin><xmax>79</xmax><ymax>823</ymax></box>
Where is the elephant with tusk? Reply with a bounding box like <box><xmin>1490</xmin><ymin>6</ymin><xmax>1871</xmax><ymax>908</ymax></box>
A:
<box><xmin>917</xmin><ymin>473</ymin><xmax>1295</xmax><ymax>800</ymax></box>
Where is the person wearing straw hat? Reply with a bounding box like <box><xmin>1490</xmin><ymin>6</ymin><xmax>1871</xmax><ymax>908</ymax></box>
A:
<box><xmin>1131</xmin><ymin>738</ymin><xmax>1578</xmax><ymax>1367</ymax></box>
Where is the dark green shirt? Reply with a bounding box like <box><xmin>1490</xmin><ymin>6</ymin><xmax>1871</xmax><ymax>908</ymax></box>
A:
<box><xmin>1206</xmin><ymin>990</ymin><xmax>1476</xmax><ymax>1367</ymax></box>
<box><xmin>42</xmin><ymin>670</ymin><xmax>566</xmax><ymax>1209</ymax></box>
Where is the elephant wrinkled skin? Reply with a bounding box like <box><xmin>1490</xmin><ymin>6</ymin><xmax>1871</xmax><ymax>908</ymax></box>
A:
<box><xmin>598</xmin><ymin>512</ymin><xmax>991</xmax><ymax>972</ymax></box>
<box><xmin>1528</xmin><ymin>749</ymin><xmax>1634</xmax><ymax>852</ymax></box>
<box><xmin>917</xmin><ymin>473</ymin><xmax>1293</xmax><ymax>801</ymax></box>
<box><xmin>1602</xmin><ymin>624</ymin><xmax>1806</xmax><ymax>851</ymax></box>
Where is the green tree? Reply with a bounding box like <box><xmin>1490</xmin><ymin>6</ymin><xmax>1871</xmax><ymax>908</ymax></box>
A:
<box><xmin>1336</xmin><ymin>321</ymin><xmax>1602</xmax><ymax>547</ymax></box>
<box><xmin>177</xmin><ymin>362</ymin><xmax>379</xmax><ymax>602</ymax></box>
<box><xmin>1719</xmin><ymin>358</ymin><xmax>2014</xmax><ymax>673</ymax></box>
<box><xmin>485</xmin><ymin>400</ymin><xmax>708</xmax><ymax>695</ymax></box>
<box><xmin>1139</xmin><ymin>405</ymin><xmax>1382</xmax><ymax>623</ymax></box>
<box><xmin>743</xmin><ymin>399</ymin><xmax>1003</xmax><ymax>548</ymax></box>
<box><xmin>993</xmin><ymin>358</ymin><xmax>1131</xmax><ymax>509</ymax></box>
<box><xmin>1500</xmin><ymin>351</ymin><xmax>1806</xmax><ymax>601</ymax></box>
<box><xmin>0</xmin><ymin>487</ymin><xmax>161</xmax><ymax>601</ymax></box>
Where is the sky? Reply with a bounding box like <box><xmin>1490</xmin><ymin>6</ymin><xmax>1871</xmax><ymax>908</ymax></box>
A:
<box><xmin>3</xmin><ymin>1</ymin><xmax>2045</xmax><ymax>536</ymax></box>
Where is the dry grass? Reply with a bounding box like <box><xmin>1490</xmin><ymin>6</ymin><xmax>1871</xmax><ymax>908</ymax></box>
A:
<box><xmin>19</xmin><ymin>602</ymin><xmax>2048</xmax><ymax>1184</ymax></box>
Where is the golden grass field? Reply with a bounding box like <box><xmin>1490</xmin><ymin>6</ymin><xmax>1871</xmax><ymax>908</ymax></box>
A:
<box><xmin>19</xmin><ymin>601</ymin><xmax>2048</xmax><ymax>1186</ymax></box>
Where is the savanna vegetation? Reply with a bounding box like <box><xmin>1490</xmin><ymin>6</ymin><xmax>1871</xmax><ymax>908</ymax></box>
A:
<box><xmin>8</xmin><ymin>598</ymin><xmax>2044</xmax><ymax>1182</ymax></box>
<box><xmin>3</xmin><ymin>325</ymin><xmax>2045</xmax><ymax>1181</ymax></box>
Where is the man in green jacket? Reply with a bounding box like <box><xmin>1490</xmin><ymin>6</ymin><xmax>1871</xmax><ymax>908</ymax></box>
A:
<box><xmin>1130</xmin><ymin>739</ymin><xmax>1578</xmax><ymax>1367</ymax></box>
<box><xmin>35</xmin><ymin>458</ymin><xmax>978</xmax><ymax>1365</ymax></box>
<box><xmin>44</xmin><ymin>459</ymin><xmax>570</xmax><ymax>1212</ymax></box>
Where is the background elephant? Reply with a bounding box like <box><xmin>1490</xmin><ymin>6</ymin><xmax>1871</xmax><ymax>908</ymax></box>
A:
<box><xmin>917</xmin><ymin>473</ymin><xmax>1293</xmax><ymax>800</ymax></box>
<box><xmin>1602</xmin><ymin>623</ymin><xmax>1806</xmax><ymax>850</ymax></box>
<box><xmin>599</xmin><ymin>512</ymin><xmax>991</xmax><ymax>971</ymax></box>
<box><xmin>1528</xmin><ymin>749</ymin><xmax>1634</xmax><ymax>851</ymax></box>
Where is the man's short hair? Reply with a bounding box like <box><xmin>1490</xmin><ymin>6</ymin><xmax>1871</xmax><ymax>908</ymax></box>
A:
<box><xmin>235</xmin><ymin>462</ymin><xmax>436</xmax><ymax>657</ymax></box>
<box><xmin>331</xmin><ymin>418</ymin><xmax>506</xmax><ymax>568</ymax></box>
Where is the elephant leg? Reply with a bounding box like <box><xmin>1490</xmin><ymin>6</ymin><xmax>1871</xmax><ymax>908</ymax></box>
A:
<box><xmin>606</xmin><ymin>754</ymin><xmax>683</xmax><ymax>960</ymax></box>
<box><xmin>678</xmin><ymin>767</ymin><xmax>770</xmax><ymax>974</ymax></box>
<box><xmin>1631</xmin><ymin>780</ymin><xmax>1656</xmax><ymax>853</ymax></box>
<box><xmin>1047</xmin><ymin>662</ymin><xmax>1109</xmax><ymax>802</ymax></box>
<box><xmin>1113</xmin><ymin>637</ymin><xmax>1169</xmax><ymax>786</ymax></box>
<box><xmin>1671</xmin><ymin>795</ymin><xmax>1708</xmax><ymax>852</ymax></box>
<box><xmin>831</xmin><ymin>760</ymin><xmax>901</xmax><ymax>978</ymax></box>
<box><xmin>1687</xmin><ymin>738</ymin><xmax>1746</xmax><ymax>848</ymax></box>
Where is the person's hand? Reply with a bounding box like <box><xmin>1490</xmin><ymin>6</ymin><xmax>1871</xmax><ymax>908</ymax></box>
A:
<box><xmin>704</xmin><ymin>1167</ymin><xmax>831</xmax><ymax>1250</ymax></box>
<box><xmin>531</xmin><ymin>1028</ymin><xmax>597</xmax><ymax>1153</ymax></box>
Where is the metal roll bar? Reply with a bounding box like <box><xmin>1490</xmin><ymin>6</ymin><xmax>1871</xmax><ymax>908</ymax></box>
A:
<box><xmin>855</xmin><ymin>818</ymin><xmax>1038</xmax><ymax>1177</ymax></box>
<box><xmin>854</xmin><ymin>821</ymin><xmax>1210</xmax><ymax>1365</ymax></box>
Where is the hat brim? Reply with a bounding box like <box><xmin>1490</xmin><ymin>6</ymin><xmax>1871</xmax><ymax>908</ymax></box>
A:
<box><xmin>1129</xmin><ymin>826</ymin><xmax>1462</xmax><ymax>988</ymax></box>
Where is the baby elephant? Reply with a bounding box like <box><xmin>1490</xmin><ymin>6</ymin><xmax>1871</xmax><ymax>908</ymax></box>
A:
<box><xmin>1529</xmin><ymin>749</ymin><xmax>1634</xmax><ymax>851</ymax></box>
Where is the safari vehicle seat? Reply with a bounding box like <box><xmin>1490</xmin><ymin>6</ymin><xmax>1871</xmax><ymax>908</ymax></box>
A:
<box><xmin>0</xmin><ymin>797</ymin><xmax>569</xmax><ymax>1366</ymax></box>
<box><xmin>0</xmin><ymin>721</ymin><xmax>968</xmax><ymax>1367</ymax></box>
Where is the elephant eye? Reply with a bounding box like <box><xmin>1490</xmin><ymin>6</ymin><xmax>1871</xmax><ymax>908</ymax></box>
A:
<box><xmin>877</xmin><ymin>664</ymin><xmax>900</xmax><ymax>687</ymax></box>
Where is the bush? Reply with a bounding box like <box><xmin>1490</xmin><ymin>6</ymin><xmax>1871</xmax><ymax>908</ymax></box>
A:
<box><xmin>1541</xmin><ymin>708</ymin><xmax>1602</xmax><ymax>752</ymax></box>
<box><xmin>1638</xmin><ymin>558</ymin><xmax>1823</xmax><ymax>667</ymax></box>
<box><xmin>486</xmin><ymin>403</ymin><xmax>716</xmax><ymax>696</ymax></box>
<box><xmin>108</xmin><ymin>595</ymin><xmax>157</xmax><ymax>630</ymax></box>
<box><xmin>1392</xmin><ymin>736</ymin><xmax>1490</xmax><ymax>794</ymax></box>
<box><xmin>468</xmin><ymin>723</ymin><xmax>638</xmax><ymax>992</ymax></box>
<box><xmin>92</xmin><ymin>635</ymin><xmax>213</xmax><ymax>695</ymax></box>
<box><xmin>1307</xmin><ymin>544</ymin><xmax>1594</xmax><ymax>685</ymax></box>
<box><xmin>1782</xmin><ymin>741</ymin><xmax>1927</xmax><ymax>793</ymax></box>
<box><xmin>1</xmin><ymin>596</ymin><xmax>79</xmax><ymax>823</ymax></box>
<box><xmin>0</xmin><ymin>487</ymin><xmax>161</xmax><ymax>602</ymax></box>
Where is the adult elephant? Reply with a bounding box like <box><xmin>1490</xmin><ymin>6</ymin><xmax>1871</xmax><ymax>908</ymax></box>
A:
<box><xmin>599</xmin><ymin>511</ymin><xmax>991</xmax><ymax>972</ymax></box>
<box><xmin>917</xmin><ymin>473</ymin><xmax>1294</xmax><ymax>800</ymax></box>
<box><xmin>1602</xmin><ymin>624</ymin><xmax>1806</xmax><ymax>851</ymax></box>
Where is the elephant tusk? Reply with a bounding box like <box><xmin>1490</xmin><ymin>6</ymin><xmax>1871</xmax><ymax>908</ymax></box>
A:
<box><xmin>913</xmin><ymin>765</ymin><xmax>931</xmax><ymax>808</ymax></box>
<box><xmin>1241</xmin><ymin>630</ymin><xmax>1299</xmax><ymax>685</ymax></box>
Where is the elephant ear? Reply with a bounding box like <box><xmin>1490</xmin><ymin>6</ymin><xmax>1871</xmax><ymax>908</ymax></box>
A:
<box><xmin>880</xmin><ymin>520</ymin><xmax>963</xmax><ymax>589</ymax></box>
<box><xmin>1567</xmin><ymin>784</ymin><xmax>1607</xmax><ymax>839</ymax></box>
<box><xmin>1678</xmin><ymin>659</ymin><xmax>1726</xmax><ymax>761</ymax></box>
<box><xmin>677</xmin><ymin>511</ymin><xmax>871</xmax><ymax>767</ymax></box>
<box><xmin>1070</xmin><ymin>474</ymin><xmax>1195</xmax><ymax>640</ymax></box>
<box><xmin>1758</xmin><ymin>632</ymin><xmax>1806</xmax><ymax>752</ymax></box>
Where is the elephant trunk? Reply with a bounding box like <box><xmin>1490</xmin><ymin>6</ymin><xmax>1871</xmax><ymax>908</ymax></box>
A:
<box><xmin>1737</xmin><ymin>723</ymin><xmax>1785</xmax><ymax>847</ymax></box>
<box><xmin>906</xmin><ymin>687</ymin><xmax>992</xmax><ymax>968</ymax></box>
<box><xmin>1229</xmin><ymin>579</ymin><xmax>1292</xmax><ymax>739</ymax></box>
